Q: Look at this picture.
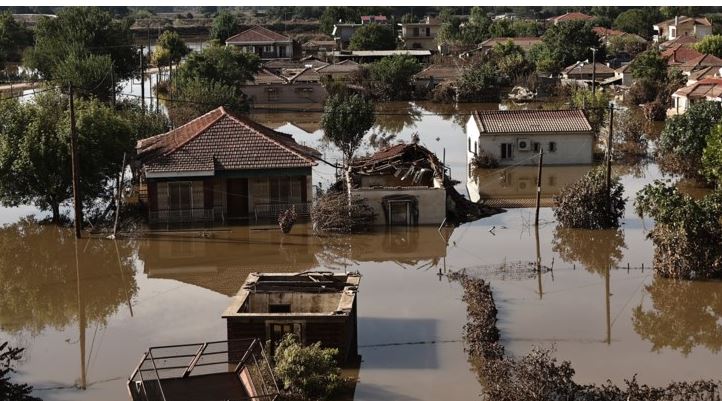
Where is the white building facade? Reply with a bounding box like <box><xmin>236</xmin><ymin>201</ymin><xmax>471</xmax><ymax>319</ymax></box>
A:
<box><xmin>466</xmin><ymin>110</ymin><xmax>594</xmax><ymax>168</ymax></box>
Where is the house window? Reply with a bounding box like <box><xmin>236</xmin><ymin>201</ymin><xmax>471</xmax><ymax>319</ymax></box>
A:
<box><xmin>264</xmin><ymin>45</ymin><xmax>274</xmax><ymax>52</ymax></box>
<box><xmin>533</xmin><ymin>142</ymin><xmax>540</xmax><ymax>153</ymax></box>
<box><xmin>501</xmin><ymin>143</ymin><xmax>513</xmax><ymax>160</ymax></box>
<box><xmin>269</xmin><ymin>304</ymin><xmax>291</xmax><ymax>313</ymax></box>
<box><xmin>413</xmin><ymin>27</ymin><xmax>419</xmax><ymax>37</ymax></box>
<box><xmin>388</xmin><ymin>200</ymin><xmax>412</xmax><ymax>226</ymax></box>
<box><xmin>548</xmin><ymin>141</ymin><xmax>557</xmax><ymax>152</ymax></box>
<box><xmin>168</xmin><ymin>182</ymin><xmax>192</xmax><ymax>210</ymax></box>
<box><xmin>425</xmin><ymin>27</ymin><xmax>431</xmax><ymax>37</ymax></box>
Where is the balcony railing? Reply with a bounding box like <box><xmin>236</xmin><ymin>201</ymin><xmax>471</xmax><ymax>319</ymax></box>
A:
<box><xmin>149</xmin><ymin>208</ymin><xmax>214</xmax><ymax>224</ymax></box>
<box><xmin>253</xmin><ymin>202</ymin><xmax>311</xmax><ymax>221</ymax></box>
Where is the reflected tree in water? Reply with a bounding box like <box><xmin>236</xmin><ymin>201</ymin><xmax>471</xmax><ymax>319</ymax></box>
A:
<box><xmin>552</xmin><ymin>227</ymin><xmax>626</xmax><ymax>275</ymax></box>
<box><xmin>372</xmin><ymin>102</ymin><xmax>422</xmax><ymax>134</ymax></box>
<box><xmin>0</xmin><ymin>218</ymin><xmax>137</xmax><ymax>334</ymax></box>
<box><xmin>632</xmin><ymin>277</ymin><xmax>722</xmax><ymax>355</ymax></box>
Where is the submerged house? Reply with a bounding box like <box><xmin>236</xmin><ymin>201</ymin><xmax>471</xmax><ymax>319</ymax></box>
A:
<box><xmin>136</xmin><ymin>107</ymin><xmax>320</xmax><ymax>225</ymax></box>
<box><xmin>223</xmin><ymin>272</ymin><xmax>361</xmax><ymax>364</ymax></box>
<box><xmin>467</xmin><ymin>110</ymin><xmax>594</xmax><ymax>166</ymax></box>
<box><xmin>348</xmin><ymin>142</ymin><xmax>448</xmax><ymax>226</ymax></box>
<box><xmin>241</xmin><ymin>68</ymin><xmax>328</xmax><ymax>109</ymax></box>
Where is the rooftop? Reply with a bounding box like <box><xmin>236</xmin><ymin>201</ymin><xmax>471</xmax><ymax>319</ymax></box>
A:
<box><xmin>472</xmin><ymin>109</ymin><xmax>593</xmax><ymax>134</ymax></box>
<box><xmin>226</xmin><ymin>25</ymin><xmax>291</xmax><ymax>44</ymax></box>
<box><xmin>655</xmin><ymin>15</ymin><xmax>712</xmax><ymax>27</ymax></box>
<box><xmin>223</xmin><ymin>272</ymin><xmax>361</xmax><ymax>318</ymax></box>
<box><xmin>681</xmin><ymin>54</ymin><xmax>722</xmax><ymax>71</ymax></box>
<box><xmin>662</xmin><ymin>45</ymin><xmax>704</xmax><ymax>64</ymax></box>
<box><xmin>660</xmin><ymin>35</ymin><xmax>699</xmax><ymax>49</ymax></box>
<box><xmin>673</xmin><ymin>78</ymin><xmax>722</xmax><ymax>99</ymax></box>
<box><xmin>136</xmin><ymin>107</ymin><xmax>319</xmax><ymax>175</ymax></box>
<box><xmin>478</xmin><ymin>36</ymin><xmax>542</xmax><ymax>51</ymax></box>
<box><xmin>328</xmin><ymin>50</ymin><xmax>431</xmax><ymax>57</ymax></box>
<box><xmin>315</xmin><ymin>59</ymin><xmax>361</xmax><ymax>73</ymax></box>
<box><xmin>548</xmin><ymin>12</ymin><xmax>594</xmax><ymax>23</ymax></box>
<box><xmin>414</xmin><ymin>63</ymin><xmax>464</xmax><ymax>80</ymax></box>
<box><xmin>563</xmin><ymin>61</ymin><xmax>616</xmax><ymax>76</ymax></box>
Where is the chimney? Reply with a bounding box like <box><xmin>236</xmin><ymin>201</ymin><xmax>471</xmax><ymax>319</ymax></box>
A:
<box><xmin>675</xmin><ymin>15</ymin><xmax>679</xmax><ymax>26</ymax></box>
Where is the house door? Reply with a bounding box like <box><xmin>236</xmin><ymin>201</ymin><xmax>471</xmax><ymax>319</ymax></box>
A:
<box><xmin>278</xmin><ymin>45</ymin><xmax>286</xmax><ymax>58</ymax></box>
<box><xmin>227</xmin><ymin>178</ymin><xmax>249</xmax><ymax>219</ymax></box>
<box><xmin>268</xmin><ymin>322</ymin><xmax>302</xmax><ymax>352</ymax></box>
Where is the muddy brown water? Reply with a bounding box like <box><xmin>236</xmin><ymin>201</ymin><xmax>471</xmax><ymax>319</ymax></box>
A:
<box><xmin>1</xmin><ymin>105</ymin><xmax>721</xmax><ymax>401</ymax></box>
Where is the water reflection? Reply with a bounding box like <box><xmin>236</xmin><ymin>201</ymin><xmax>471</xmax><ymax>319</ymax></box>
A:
<box><xmin>0</xmin><ymin>218</ymin><xmax>137</xmax><ymax>334</ymax></box>
<box><xmin>468</xmin><ymin>165</ymin><xmax>593</xmax><ymax>206</ymax></box>
<box><xmin>552</xmin><ymin>227</ymin><xmax>626</xmax><ymax>275</ymax></box>
<box><xmin>633</xmin><ymin>277</ymin><xmax>722</xmax><ymax>355</ymax></box>
<box><xmin>373</xmin><ymin>102</ymin><xmax>422</xmax><ymax>134</ymax></box>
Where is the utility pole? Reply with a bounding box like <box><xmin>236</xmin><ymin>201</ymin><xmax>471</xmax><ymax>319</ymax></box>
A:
<box><xmin>590</xmin><ymin>47</ymin><xmax>597</xmax><ymax>93</ymax></box>
<box><xmin>534</xmin><ymin>148</ymin><xmax>544</xmax><ymax>227</ymax></box>
<box><xmin>113</xmin><ymin>152</ymin><xmax>127</xmax><ymax>237</ymax></box>
<box><xmin>139</xmin><ymin>46</ymin><xmax>145</xmax><ymax>112</ymax></box>
<box><xmin>69</xmin><ymin>85</ymin><xmax>82</xmax><ymax>239</ymax></box>
<box><xmin>606</xmin><ymin>103</ymin><xmax>614</xmax><ymax>210</ymax></box>
<box><xmin>110</xmin><ymin>63</ymin><xmax>115</xmax><ymax>106</ymax></box>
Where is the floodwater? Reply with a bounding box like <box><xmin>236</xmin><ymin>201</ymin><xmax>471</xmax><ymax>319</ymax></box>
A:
<box><xmin>1</xmin><ymin>103</ymin><xmax>721</xmax><ymax>401</ymax></box>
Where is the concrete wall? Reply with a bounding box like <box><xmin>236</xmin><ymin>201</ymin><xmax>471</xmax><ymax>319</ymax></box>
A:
<box><xmin>466</xmin><ymin>117</ymin><xmax>594</xmax><ymax>166</ymax></box>
<box><xmin>245</xmin><ymin>292</ymin><xmax>343</xmax><ymax>313</ymax></box>
<box><xmin>353</xmin><ymin>187</ymin><xmax>446</xmax><ymax>225</ymax></box>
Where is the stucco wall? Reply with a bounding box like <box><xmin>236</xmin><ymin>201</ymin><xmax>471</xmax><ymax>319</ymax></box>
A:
<box><xmin>466</xmin><ymin>117</ymin><xmax>593</xmax><ymax>166</ymax></box>
<box><xmin>353</xmin><ymin>187</ymin><xmax>446</xmax><ymax>225</ymax></box>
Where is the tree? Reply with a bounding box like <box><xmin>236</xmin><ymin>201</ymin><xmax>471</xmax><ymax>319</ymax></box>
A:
<box><xmin>606</xmin><ymin>34</ymin><xmax>648</xmax><ymax>58</ymax></box>
<box><xmin>23</xmin><ymin>7</ymin><xmax>137</xmax><ymax>99</ymax></box>
<box><xmin>0</xmin><ymin>92</ymin><xmax>139</xmax><ymax>224</ymax></box>
<box><xmin>510</xmin><ymin>19</ymin><xmax>544</xmax><ymax>37</ymax></box>
<box><xmin>348</xmin><ymin>24</ymin><xmax>396</xmax><ymax>50</ymax></box>
<box><xmin>553</xmin><ymin>167</ymin><xmax>626</xmax><ymax>229</ymax></box>
<box><xmin>694</xmin><ymin>34</ymin><xmax>722</xmax><ymax>58</ymax></box>
<box><xmin>156</xmin><ymin>30</ymin><xmax>190</xmax><ymax>64</ymax></box>
<box><xmin>456</xmin><ymin>62</ymin><xmax>499</xmax><ymax>101</ymax></box>
<box><xmin>321</xmin><ymin>93</ymin><xmax>375</xmax><ymax>209</ymax></box>
<box><xmin>528</xmin><ymin>42</ymin><xmax>559</xmax><ymax>75</ymax></box>
<box><xmin>635</xmin><ymin>181</ymin><xmax>722</xmax><ymax>279</ymax></box>
<box><xmin>612</xmin><ymin>9</ymin><xmax>654</xmax><ymax>39</ymax></box>
<box><xmin>166</xmin><ymin>77</ymin><xmax>249</xmax><ymax>127</ymax></box>
<box><xmin>570</xmin><ymin>88</ymin><xmax>610</xmax><ymax>137</ymax></box>
<box><xmin>273</xmin><ymin>334</ymin><xmax>345</xmax><ymax>400</ymax></box>
<box><xmin>368</xmin><ymin>54</ymin><xmax>422</xmax><ymax>100</ymax></box>
<box><xmin>629</xmin><ymin>48</ymin><xmax>667</xmax><ymax>82</ymax></box>
<box><xmin>488</xmin><ymin>20</ymin><xmax>514</xmax><ymax>38</ymax></box>
<box><xmin>175</xmin><ymin>45</ymin><xmax>261</xmax><ymax>88</ymax></box>
<box><xmin>319</xmin><ymin>6</ymin><xmax>360</xmax><ymax>35</ymax></box>
<box><xmin>0</xmin><ymin>12</ymin><xmax>33</xmax><ymax>69</ymax></box>
<box><xmin>1</xmin><ymin>342</ymin><xmax>40</xmax><ymax>401</ymax></box>
<box><xmin>490</xmin><ymin>40</ymin><xmax>533</xmax><ymax>83</ymax></box>
<box><xmin>538</xmin><ymin>20</ymin><xmax>604</xmax><ymax>75</ymax></box>
<box><xmin>209</xmin><ymin>11</ymin><xmax>237</xmax><ymax>44</ymax></box>
<box><xmin>657</xmin><ymin>101</ymin><xmax>722</xmax><ymax>181</ymax></box>
<box><xmin>701</xmin><ymin>124</ymin><xmax>722</xmax><ymax>186</ymax></box>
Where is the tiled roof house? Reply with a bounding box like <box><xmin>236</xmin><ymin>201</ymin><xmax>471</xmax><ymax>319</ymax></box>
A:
<box><xmin>136</xmin><ymin>107</ymin><xmax>319</xmax><ymax>224</ymax></box>
<box><xmin>547</xmin><ymin>12</ymin><xmax>594</xmax><ymax>25</ymax></box>
<box><xmin>671</xmin><ymin>78</ymin><xmax>722</xmax><ymax>115</ymax></box>
<box><xmin>226</xmin><ymin>25</ymin><xmax>298</xmax><ymax>60</ymax></box>
<box><xmin>466</xmin><ymin>110</ymin><xmax>594</xmax><ymax>166</ymax></box>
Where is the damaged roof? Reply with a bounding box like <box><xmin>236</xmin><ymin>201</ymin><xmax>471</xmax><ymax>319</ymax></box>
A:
<box><xmin>226</xmin><ymin>25</ymin><xmax>292</xmax><ymax>44</ymax></box>
<box><xmin>136</xmin><ymin>107</ymin><xmax>319</xmax><ymax>175</ymax></box>
<box><xmin>472</xmin><ymin>110</ymin><xmax>593</xmax><ymax>134</ymax></box>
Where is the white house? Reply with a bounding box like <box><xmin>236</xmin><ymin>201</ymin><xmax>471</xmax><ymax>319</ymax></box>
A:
<box><xmin>670</xmin><ymin>78</ymin><xmax>722</xmax><ymax>115</ymax></box>
<box><xmin>653</xmin><ymin>16</ymin><xmax>712</xmax><ymax>42</ymax></box>
<box><xmin>466</xmin><ymin>110</ymin><xmax>594</xmax><ymax>168</ymax></box>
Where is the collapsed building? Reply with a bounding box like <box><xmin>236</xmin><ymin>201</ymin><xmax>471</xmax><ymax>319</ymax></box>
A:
<box><xmin>347</xmin><ymin>139</ymin><xmax>502</xmax><ymax>226</ymax></box>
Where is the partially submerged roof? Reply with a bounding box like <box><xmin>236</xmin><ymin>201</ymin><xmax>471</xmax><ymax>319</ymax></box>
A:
<box><xmin>548</xmin><ymin>12</ymin><xmax>594</xmax><ymax>23</ymax></box>
<box><xmin>471</xmin><ymin>110</ymin><xmax>593</xmax><ymax>134</ymax></box>
<box><xmin>414</xmin><ymin>63</ymin><xmax>464</xmax><ymax>80</ymax></box>
<box><xmin>226</xmin><ymin>25</ymin><xmax>291</xmax><ymax>45</ymax></box>
<box><xmin>563</xmin><ymin>61</ymin><xmax>615</xmax><ymax>76</ymax></box>
<box><xmin>478</xmin><ymin>36</ymin><xmax>542</xmax><ymax>52</ymax></box>
<box><xmin>315</xmin><ymin>60</ymin><xmax>361</xmax><ymax>73</ymax></box>
<box><xmin>328</xmin><ymin>50</ymin><xmax>431</xmax><ymax>57</ymax></box>
<box><xmin>136</xmin><ymin>107</ymin><xmax>319</xmax><ymax>175</ymax></box>
<box><xmin>264</xmin><ymin>58</ymin><xmax>329</xmax><ymax>71</ymax></box>
<box><xmin>302</xmin><ymin>40</ymin><xmax>337</xmax><ymax>48</ymax></box>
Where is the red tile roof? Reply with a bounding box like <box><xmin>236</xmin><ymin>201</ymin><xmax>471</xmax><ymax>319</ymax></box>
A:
<box><xmin>472</xmin><ymin>110</ymin><xmax>593</xmax><ymax>134</ymax></box>
<box><xmin>414</xmin><ymin>63</ymin><xmax>463</xmax><ymax>80</ymax></box>
<box><xmin>681</xmin><ymin>54</ymin><xmax>722</xmax><ymax>71</ymax></box>
<box><xmin>592</xmin><ymin>26</ymin><xmax>625</xmax><ymax>37</ymax></box>
<box><xmin>655</xmin><ymin>16</ymin><xmax>712</xmax><ymax>28</ymax></box>
<box><xmin>315</xmin><ymin>60</ymin><xmax>361</xmax><ymax>74</ymax></box>
<box><xmin>137</xmin><ymin>107</ymin><xmax>319</xmax><ymax>174</ymax></box>
<box><xmin>660</xmin><ymin>35</ymin><xmax>699</xmax><ymax>49</ymax></box>
<box><xmin>563</xmin><ymin>61</ymin><xmax>616</xmax><ymax>76</ymax></box>
<box><xmin>673</xmin><ymin>78</ymin><xmax>722</xmax><ymax>99</ymax></box>
<box><xmin>548</xmin><ymin>12</ymin><xmax>594</xmax><ymax>23</ymax></box>
<box><xmin>226</xmin><ymin>25</ymin><xmax>291</xmax><ymax>45</ymax></box>
<box><xmin>479</xmin><ymin>36</ymin><xmax>542</xmax><ymax>52</ymax></box>
<box><xmin>360</xmin><ymin>15</ymin><xmax>387</xmax><ymax>22</ymax></box>
<box><xmin>662</xmin><ymin>46</ymin><xmax>704</xmax><ymax>64</ymax></box>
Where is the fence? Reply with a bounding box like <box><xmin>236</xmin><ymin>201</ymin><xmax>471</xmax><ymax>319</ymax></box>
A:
<box><xmin>253</xmin><ymin>202</ymin><xmax>311</xmax><ymax>221</ymax></box>
<box><xmin>148</xmin><ymin>208</ymin><xmax>214</xmax><ymax>225</ymax></box>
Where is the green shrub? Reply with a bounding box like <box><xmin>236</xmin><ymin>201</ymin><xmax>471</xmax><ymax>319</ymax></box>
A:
<box><xmin>273</xmin><ymin>334</ymin><xmax>345</xmax><ymax>400</ymax></box>
<box><xmin>553</xmin><ymin>167</ymin><xmax>626</xmax><ymax>229</ymax></box>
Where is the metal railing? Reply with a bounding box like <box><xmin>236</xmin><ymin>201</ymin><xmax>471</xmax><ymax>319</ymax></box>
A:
<box><xmin>148</xmin><ymin>208</ymin><xmax>214</xmax><ymax>224</ymax></box>
<box><xmin>254</xmin><ymin>202</ymin><xmax>311</xmax><ymax>221</ymax></box>
<box><xmin>127</xmin><ymin>339</ymin><xmax>278</xmax><ymax>401</ymax></box>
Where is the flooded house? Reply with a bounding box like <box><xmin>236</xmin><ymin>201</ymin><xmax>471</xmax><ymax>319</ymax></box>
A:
<box><xmin>135</xmin><ymin>107</ymin><xmax>320</xmax><ymax>225</ymax></box>
<box><xmin>223</xmin><ymin>272</ymin><xmax>361</xmax><ymax>363</ymax></box>
<box><xmin>462</xmin><ymin>36</ymin><xmax>542</xmax><ymax>58</ymax></box>
<box><xmin>561</xmin><ymin>61</ymin><xmax>616</xmax><ymax>82</ymax></box>
<box><xmin>315</xmin><ymin>60</ymin><xmax>362</xmax><ymax>81</ymax></box>
<box><xmin>225</xmin><ymin>25</ymin><xmax>299</xmax><ymax>60</ymax></box>
<box><xmin>241</xmin><ymin>67</ymin><xmax>329</xmax><ymax>109</ymax></box>
<box><xmin>399</xmin><ymin>16</ymin><xmax>442</xmax><ymax>51</ymax></box>
<box><xmin>127</xmin><ymin>338</ymin><xmax>278</xmax><ymax>401</ymax></box>
<box><xmin>546</xmin><ymin>11</ymin><xmax>594</xmax><ymax>25</ymax></box>
<box><xmin>348</xmin><ymin>141</ymin><xmax>448</xmax><ymax>226</ymax></box>
<box><xmin>466</xmin><ymin>110</ymin><xmax>594</xmax><ymax>166</ymax></box>
<box><xmin>413</xmin><ymin>63</ymin><xmax>464</xmax><ymax>93</ymax></box>
<box><xmin>670</xmin><ymin>78</ymin><xmax>722</xmax><ymax>115</ymax></box>
<box><xmin>301</xmin><ymin>39</ymin><xmax>337</xmax><ymax>57</ymax></box>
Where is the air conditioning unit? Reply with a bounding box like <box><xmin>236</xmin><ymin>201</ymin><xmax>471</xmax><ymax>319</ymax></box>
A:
<box><xmin>517</xmin><ymin>138</ymin><xmax>530</xmax><ymax>151</ymax></box>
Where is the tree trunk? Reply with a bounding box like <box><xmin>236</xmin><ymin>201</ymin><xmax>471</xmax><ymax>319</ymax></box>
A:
<box><xmin>345</xmin><ymin>166</ymin><xmax>352</xmax><ymax>217</ymax></box>
<box><xmin>51</xmin><ymin>202</ymin><xmax>61</xmax><ymax>225</ymax></box>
